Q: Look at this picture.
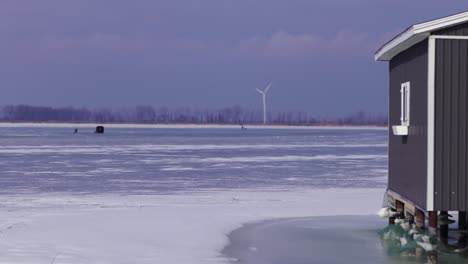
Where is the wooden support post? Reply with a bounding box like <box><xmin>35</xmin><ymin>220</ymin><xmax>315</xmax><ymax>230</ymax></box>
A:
<box><xmin>396</xmin><ymin>200</ymin><xmax>405</xmax><ymax>219</ymax></box>
<box><xmin>428</xmin><ymin>211</ymin><xmax>438</xmax><ymax>263</ymax></box>
<box><xmin>428</xmin><ymin>211</ymin><xmax>437</xmax><ymax>236</ymax></box>
<box><xmin>415</xmin><ymin>208</ymin><xmax>425</xmax><ymax>229</ymax></box>
<box><xmin>458</xmin><ymin>211</ymin><xmax>468</xmax><ymax>249</ymax></box>
<box><xmin>406</xmin><ymin>212</ymin><xmax>415</xmax><ymax>225</ymax></box>
<box><xmin>440</xmin><ymin>211</ymin><xmax>449</xmax><ymax>244</ymax></box>
<box><xmin>428</xmin><ymin>255</ymin><xmax>438</xmax><ymax>264</ymax></box>
<box><xmin>459</xmin><ymin>211</ymin><xmax>467</xmax><ymax>249</ymax></box>
<box><xmin>459</xmin><ymin>211</ymin><xmax>467</xmax><ymax>230</ymax></box>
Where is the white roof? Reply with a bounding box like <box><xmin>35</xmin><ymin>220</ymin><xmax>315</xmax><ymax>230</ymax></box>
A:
<box><xmin>375</xmin><ymin>11</ymin><xmax>468</xmax><ymax>61</ymax></box>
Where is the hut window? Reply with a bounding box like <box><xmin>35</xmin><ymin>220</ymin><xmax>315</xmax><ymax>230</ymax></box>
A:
<box><xmin>400</xmin><ymin>82</ymin><xmax>410</xmax><ymax>126</ymax></box>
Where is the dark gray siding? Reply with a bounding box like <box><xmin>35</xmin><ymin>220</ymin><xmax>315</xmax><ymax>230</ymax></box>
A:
<box><xmin>433</xmin><ymin>22</ymin><xmax>468</xmax><ymax>36</ymax></box>
<box><xmin>434</xmin><ymin>39</ymin><xmax>468</xmax><ymax>211</ymax></box>
<box><xmin>389</xmin><ymin>41</ymin><xmax>428</xmax><ymax>209</ymax></box>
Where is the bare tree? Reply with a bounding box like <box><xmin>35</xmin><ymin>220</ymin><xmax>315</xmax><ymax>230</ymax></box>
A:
<box><xmin>0</xmin><ymin>105</ymin><xmax>387</xmax><ymax>126</ymax></box>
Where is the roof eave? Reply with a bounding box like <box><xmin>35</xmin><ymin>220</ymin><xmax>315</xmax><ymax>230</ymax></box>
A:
<box><xmin>375</xmin><ymin>11</ymin><xmax>468</xmax><ymax>62</ymax></box>
<box><xmin>413</xmin><ymin>11</ymin><xmax>468</xmax><ymax>33</ymax></box>
<box><xmin>375</xmin><ymin>28</ymin><xmax>430</xmax><ymax>62</ymax></box>
<box><xmin>375</xmin><ymin>33</ymin><xmax>430</xmax><ymax>61</ymax></box>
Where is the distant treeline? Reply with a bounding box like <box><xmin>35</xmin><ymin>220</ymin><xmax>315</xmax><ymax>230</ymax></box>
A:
<box><xmin>0</xmin><ymin>105</ymin><xmax>387</xmax><ymax>126</ymax></box>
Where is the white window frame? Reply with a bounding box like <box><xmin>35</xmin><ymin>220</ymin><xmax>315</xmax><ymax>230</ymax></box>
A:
<box><xmin>400</xmin><ymin>82</ymin><xmax>410</xmax><ymax>126</ymax></box>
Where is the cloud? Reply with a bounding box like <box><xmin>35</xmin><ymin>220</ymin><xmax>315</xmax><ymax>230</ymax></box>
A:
<box><xmin>0</xmin><ymin>26</ymin><xmax>388</xmax><ymax>71</ymax></box>
<box><xmin>233</xmin><ymin>30</ymin><xmax>379</xmax><ymax>62</ymax></box>
<box><xmin>0</xmin><ymin>32</ymin><xmax>214</xmax><ymax>68</ymax></box>
<box><xmin>261</xmin><ymin>31</ymin><xmax>323</xmax><ymax>58</ymax></box>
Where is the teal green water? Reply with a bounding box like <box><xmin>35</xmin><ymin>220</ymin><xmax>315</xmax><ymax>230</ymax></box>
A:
<box><xmin>224</xmin><ymin>216</ymin><xmax>468</xmax><ymax>264</ymax></box>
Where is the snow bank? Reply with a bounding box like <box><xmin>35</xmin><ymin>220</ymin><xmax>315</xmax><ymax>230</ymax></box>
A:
<box><xmin>0</xmin><ymin>188</ymin><xmax>384</xmax><ymax>264</ymax></box>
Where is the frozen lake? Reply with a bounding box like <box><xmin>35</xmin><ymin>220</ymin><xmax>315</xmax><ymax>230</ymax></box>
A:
<box><xmin>0</xmin><ymin>125</ymin><xmax>388</xmax><ymax>263</ymax></box>
<box><xmin>0</xmin><ymin>126</ymin><xmax>387</xmax><ymax>194</ymax></box>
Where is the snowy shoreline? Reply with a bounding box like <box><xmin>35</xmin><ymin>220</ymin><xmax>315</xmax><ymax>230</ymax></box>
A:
<box><xmin>0</xmin><ymin>188</ymin><xmax>385</xmax><ymax>263</ymax></box>
<box><xmin>0</xmin><ymin>122</ymin><xmax>386</xmax><ymax>130</ymax></box>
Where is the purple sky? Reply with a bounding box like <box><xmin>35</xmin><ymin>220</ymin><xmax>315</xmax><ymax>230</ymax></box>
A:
<box><xmin>0</xmin><ymin>1</ymin><xmax>467</xmax><ymax>115</ymax></box>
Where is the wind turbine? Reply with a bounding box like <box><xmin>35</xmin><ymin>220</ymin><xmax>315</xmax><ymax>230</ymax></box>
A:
<box><xmin>256</xmin><ymin>83</ymin><xmax>272</xmax><ymax>124</ymax></box>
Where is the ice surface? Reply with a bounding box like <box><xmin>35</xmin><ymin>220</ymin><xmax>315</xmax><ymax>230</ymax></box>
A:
<box><xmin>0</xmin><ymin>125</ymin><xmax>388</xmax><ymax>263</ymax></box>
<box><xmin>0</xmin><ymin>126</ymin><xmax>387</xmax><ymax>193</ymax></box>
<box><xmin>0</xmin><ymin>189</ymin><xmax>384</xmax><ymax>264</ymax></box>
<box><xmin>0</xmin><ymin>122</ymin><xmax>386</xmax><ymax>130</ymax></box>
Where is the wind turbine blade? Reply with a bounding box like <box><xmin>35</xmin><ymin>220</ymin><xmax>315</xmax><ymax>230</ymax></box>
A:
<box><xmin>264</xmin><ymin>83</ymin><xmax>272</xmax><ymax>93</ymax></box>
<box><xmin>256</xmin><ymin>88</ymin><xmax>264</xmax><ymax>94</ymax></box>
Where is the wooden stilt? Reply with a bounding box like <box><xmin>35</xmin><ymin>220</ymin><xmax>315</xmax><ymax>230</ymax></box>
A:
<box><xmin>458</xmin><ymin>211</ymin><xmax>468</xmax><ymax>249</ymax></box>
<box><xmin>396</xmin><ymin>200</ymin><xmax>405</xmax><ymax>219</ymax></box>
<box><xmin>415</xmin><ymin>208</ymin><xmax>425</xmax><ymax>229</ymax></box>
<box><xmin>407</xmin><ymin>213</ymin><xmax>415</xmax><ymax>225</ymax></box>
<box><xmin>428</xmin><ymin>255</ymin><xmax>438</xmax><ymax>264</ymax></box>
<box><xmin>428</xmin><ymin>211</ymin><xmax>438</xmax><ymax>263</ymax></box>
<box><xmin>459</xmin><ymin>211</ymin><xmax>467</xmax><ymax>230</ymax></box>
<box><xmin>429</xmin><ymin>211</ymin><xmax>437</xmax><ymax>236</ymax></box>
<box><xmin>440</xmin><ymin>211</ymin><xmax>449</xmax><ymax>244</ymax></box>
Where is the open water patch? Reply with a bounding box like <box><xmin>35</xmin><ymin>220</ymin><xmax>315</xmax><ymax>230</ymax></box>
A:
<box><xmin>223</xmin><ymin>216</ymin><xmax>468</xmax><ymax>264</ymax></box>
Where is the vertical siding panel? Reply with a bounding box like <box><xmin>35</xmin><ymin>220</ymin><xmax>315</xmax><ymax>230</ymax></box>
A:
<box><xmin>465</xmin><ymin>39</ymin><xmax>468</xmax><ymax>212</ymax></box>
<box><xmin>433</xmin><ymin>22</ymin><xmax>468</xmax><ymax>35</ymax></box>
<box><xmin>435</xmin><ymin>39</ymin><xmax>445</xmax><ymax>209</ymax></box>
<box><xmin>389</xmin><ymin>58</ymin><xmax>402</xmax><ymax>192</ymax></box>
<box><xmin>443</xmin><ymin>39</ymin><xmax>453</xmax><ymax>210</ymax></box>
<box><xmin>465</xmin><ymin>41</ymin><xmax>468</xmax><ymax>211</ymax></box>
<box><xmin>434</xmin><ymin>38</ymin><xmax>468</xmax><ymax>211</ymax></box>
<box><xmin>460</xmin><ymin>40</ymin><xmax>468</xmax><ymax>210</ymax></box>
<box><xmin>453</xmin><ymin>25</ymin><xmax>460</xmax><ymax>36</ymax></box>
<box><xmin>389</xmin><ymin>41</ymin><xmax>428</xmax><ymax>209</ymax></box>
<box><xmin>451</xmin><ymin>40</ymin><xmax>460</xmax><ymax>209</ymax></box>
<box><xmin>465</xmin><ymin>40</ymin><xmax>468</xmax><ymax>211</ymax></box>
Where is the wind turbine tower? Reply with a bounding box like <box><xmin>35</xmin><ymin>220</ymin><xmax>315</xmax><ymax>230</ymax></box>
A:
<box><xmin>256</xmin><ymin>83</ymin><xmax>272</xmax><ymax>124</ymax></box>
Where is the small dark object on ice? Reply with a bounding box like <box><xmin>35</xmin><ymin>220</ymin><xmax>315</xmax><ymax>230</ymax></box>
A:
<box><xmin>73</xmin><ymin>128</ymin><xmax>78</xmax><ymax>134</ymax></box>
<box><xmin>95</xmin><ymin>126</ymin><xmax>104</xmax><ymax>134</ymax></box>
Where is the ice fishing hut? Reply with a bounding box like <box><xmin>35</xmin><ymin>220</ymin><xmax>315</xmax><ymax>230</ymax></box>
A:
<box><xmin>376</xmin><ymin>11</ymin><xmax>468</xmax><ymax>233</ymax></box>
